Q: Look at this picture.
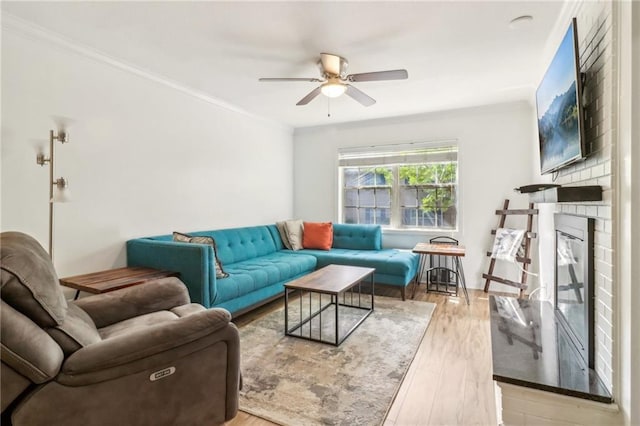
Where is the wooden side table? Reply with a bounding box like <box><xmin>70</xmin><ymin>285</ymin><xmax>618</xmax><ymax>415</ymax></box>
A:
<box><xmin>412</xmin><ymin>242</ymin><xmax>469</xmax><ymax>305</ymax></box>
<box><xmin>60</xmin><ymin>266</ymin><xmax>178</xmax><ymax>299</ymax></box>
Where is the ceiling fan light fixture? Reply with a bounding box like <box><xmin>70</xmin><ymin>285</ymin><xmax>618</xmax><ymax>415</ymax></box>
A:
<box><xmin>321</xmin><ymin>81</ymin><xmax>346</xmax><ymax>98</ymax></box>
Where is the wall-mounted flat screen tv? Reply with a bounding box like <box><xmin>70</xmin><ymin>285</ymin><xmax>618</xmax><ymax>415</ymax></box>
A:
<box><xmin>536</xmin><ymin>18</ymin><xmax>586</xmax><ymax>175</ymax></box>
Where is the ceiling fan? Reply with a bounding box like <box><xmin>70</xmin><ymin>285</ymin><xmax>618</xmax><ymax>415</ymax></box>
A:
<box><xmin>259</xmin><ymin>53</ymin><xmax>408</xmax><ymax>107</ymax></box>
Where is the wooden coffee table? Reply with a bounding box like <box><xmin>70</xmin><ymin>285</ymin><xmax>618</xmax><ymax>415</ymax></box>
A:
<box><xmin>60</xmin><ymin>266</ymin><xmax>178</xmax><ymax>299</ymax></box>
<box><xmin>284</xmin><ymin>264</ymin><xmax>375</xmax><ymax>346</ymax></box>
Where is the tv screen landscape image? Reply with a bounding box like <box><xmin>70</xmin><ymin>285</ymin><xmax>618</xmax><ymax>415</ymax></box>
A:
<box><xmin>536</xmin><ymin>18</ymin><xmax>586</xmax><ymax>175</ymax></box>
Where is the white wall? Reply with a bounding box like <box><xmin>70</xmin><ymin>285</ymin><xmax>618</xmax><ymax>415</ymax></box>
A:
<box><xmin>616</xmin><ymin>1</ymin><xmax>639</xmax><ymax>424</ymax></box>
<box><xmin>1</xmin><ymin>24</ymin><xmax>294</xmax><ymax>278</ymax></box>
<box><xmin>293</xmin><ymin>101</ymin><xmax>537</xmax><ymax>291</ymax></box>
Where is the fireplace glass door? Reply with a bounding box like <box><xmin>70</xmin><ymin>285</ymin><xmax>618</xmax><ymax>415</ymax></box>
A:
<box><xmin>556</xmin><ymin>233</ymin><xmax>586</xmax><ymax>343</ymax></box>
<box><xmin>554</xmin><ymin>214</ymin><xmax>594</xmax><ymax>368</ymax></box>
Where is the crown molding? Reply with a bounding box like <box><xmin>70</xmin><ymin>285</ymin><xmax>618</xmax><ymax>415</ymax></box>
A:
<box><xmin>1</xmin><ymin>12</ymin><xmax>292</xmax><ymax>134</ymax></box>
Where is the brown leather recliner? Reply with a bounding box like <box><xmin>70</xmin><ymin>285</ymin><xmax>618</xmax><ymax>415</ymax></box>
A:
<box><xmin>0</xmin><ymin>232</ymin><xmax>241</xmax><ymax>425</ymax></box>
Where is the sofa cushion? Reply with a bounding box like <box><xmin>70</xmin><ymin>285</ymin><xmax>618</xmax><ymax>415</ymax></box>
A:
<box><xmin>207</xmin><ymin>226</ymin><xmax>278</xmax><ymax>264</ymax></box>
<box><xmin>301</xmin><ymin>248</ymin><xmax>418</xmax><ymax>284</ymax></box>
<box><xmin>213</xmin><ymin>252</ymin><xmax>316</xmax><ymax>305</ymax></box>
<box><xmin>302</xmin><ymin>222</ymin><xmax>333</xmax><ymax>250</ymax></box>
<box><xmin>0</xmin><ymin>232</ymin><xmax>68</xmax><ymax>328</ymax></box>
<box><xmin>332</xmin><ymin>224</ymin><xmax>382</xmax><ymax>250</ymax></box>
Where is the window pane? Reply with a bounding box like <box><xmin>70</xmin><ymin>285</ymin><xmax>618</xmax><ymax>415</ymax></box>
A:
<box><xmin>376</xmin><ymin>208</ymin><xmax>391</xmax><ymax>225</ymax></box>
<box><xmin>359</xmin><ymin>208</ymin><xmax>374</xmax><ymax>224</ymax></box>
<box><xmin>415</xmin><ymin>165</ymin><xmax>435</xmax><ymax>184</ymax></box>
<box><xmin>436</xmin><ymin>163</ymin><xmax>457</xmax><ymax>183</ymax></box>
<box><xmin>360</xmin><ymin>170</ymin><xmax>375</xmax><ymax>186</ymax></box>
<box><xmin>400</xmin><ymin>165</ymin><xmax>435</xmax><ymax>185</ymax></box>
<box><xmin>441</xmin><ymin>207</ymin><xmax>457</xmax><ymax>229</ymax></box>
<box><xmin>439</xmin><ymin>187</ymin><xmax>454</xmax><ymax>210</ymax></box>
<box><xmin>419</xmin><ymin>210</ymin><xmax>436</xmax><ymax>227</ymax></box>
<box><xmin>401</xmin><ymin>208</ymin><xmax>417</xmax><ymax>227</ymax></box>
<box><xmin>377</xmin><ymin>188</ymin><xmax>391</xmax><ymax>207</ymax></box>
<box><xmin>359</xmin><ymin>189</ymin><xmax>375</xmax><ymax>207</ymax></box>
<box><xmin>448</xmin><ymin>187</ymin><xmax>457</xmax><ymax>207</ymax></box>
<box><xmin>344</xmin><ymin>168</ymin><xmax>359</xmax><ymax>187</ymax></box>
<box><xmin>375</xmin><ymin>168</ymin><xmax>392</xmax><ymax>185</ymax></box>
<box><xmin>344</xmin><ymin>207</ymin><xmax>358</xmax><ymax>224</ymax></box>
<box><xmin>440</xmin><ymin>188</ymin><xmax>457</xmax><ymax>228</ymax></box>
<box><xmin>399</xmin><ymin>165</ymin><xmax>414</xmax><ymax>185</ymax></box>
<box><xmin>401</xmin><ymin>188</ymin><xmax>417</xmax><ymax>207</ymax></box>
<box><xmin>344</xmin><ymin>189</ymin><xmax>358</xmax><ymax>207</ymax></box>
<box><xmin>418</xmin><ymin>189</ymin><xmax>435</xmax><ymax>210</ymax></box>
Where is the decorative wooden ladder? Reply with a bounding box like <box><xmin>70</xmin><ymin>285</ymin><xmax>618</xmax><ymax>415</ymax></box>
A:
<box><xmin>482</xmin><ymin>199</ymin><xmax>538</xmax><ymax>298</ymax></box>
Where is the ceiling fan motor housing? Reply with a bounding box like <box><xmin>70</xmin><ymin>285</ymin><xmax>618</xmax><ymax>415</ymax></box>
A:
<box><xmin>318</xmin><ymin>53</ymin><xmax>349</xmax><ymax>79</ymax></box>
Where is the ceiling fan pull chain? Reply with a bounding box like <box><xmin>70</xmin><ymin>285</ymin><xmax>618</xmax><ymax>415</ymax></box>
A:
<box><xmin>327</xmin><ymin>98</ymin><xmax>331</xmax><ymax>117</ymax></box>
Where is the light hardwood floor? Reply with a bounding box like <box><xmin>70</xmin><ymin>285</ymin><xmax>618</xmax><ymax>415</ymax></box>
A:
<box><xmin>227</xmin><ymin>288</ymin><xmax>498</xmax><ymax>426</ymax></box>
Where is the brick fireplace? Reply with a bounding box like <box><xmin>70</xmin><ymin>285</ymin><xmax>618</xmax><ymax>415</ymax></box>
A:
<box><xmin>548</xmin><ymin>1</ymin><xmax>616</xmax><ymax>392</ymax></box>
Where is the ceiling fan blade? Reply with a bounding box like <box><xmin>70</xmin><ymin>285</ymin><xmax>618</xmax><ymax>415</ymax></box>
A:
<box><xmin>347</xmin><ymin>69</ymin><xmax>408</xmax><ymax>82</ymax></box>
<box><xmin>345</xmin><ymin>85</ymin><xmax>376</xmax><ymax>107</ymax></box>
<box><xmin>320</xmin><ymin>53</ymin><xmax>345</xmax><ymax>76</ymax></box>
<box><xmin>259</xmin><ymin>77</ymin><xmax>322</xmax><ymax>82</ymax></box>
<box><xmin>296</xmin><ymin>86</ymin><xmax>322</xmax><ymax>106</ymax></box>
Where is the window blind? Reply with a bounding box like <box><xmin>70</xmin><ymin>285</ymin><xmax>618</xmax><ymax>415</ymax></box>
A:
<box><xmin>338</xmin><ymin>141</ymin><xmax>458</xmax><ymax>167</ymax></box>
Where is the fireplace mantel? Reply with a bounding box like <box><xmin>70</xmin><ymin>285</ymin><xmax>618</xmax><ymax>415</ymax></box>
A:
<box><xmin>528</xmin><ymin>185</ymin><xmax>602</xmax><ymax>203</ymax></box>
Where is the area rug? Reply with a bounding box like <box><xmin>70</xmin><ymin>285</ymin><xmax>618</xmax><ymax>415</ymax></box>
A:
<box><xmin>238</xmin><ymin>296</ymin><xmax>436</xmax><ymax>426</ymax></box>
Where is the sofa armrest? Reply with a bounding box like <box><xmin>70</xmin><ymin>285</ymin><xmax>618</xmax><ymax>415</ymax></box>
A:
<box><xmin>58</xmin><ymin>308</ymin><xmax>235</xmax><ymax>386</ymax></box>
<box><xmin>73</xmin><ymin>277</ymin><xmax>190</xmax><ymax>328</ymax></box>
<box><xmin>126</xmin><ymin>238</ymin><xmax>216</xmax><ymax>306</ymax></box>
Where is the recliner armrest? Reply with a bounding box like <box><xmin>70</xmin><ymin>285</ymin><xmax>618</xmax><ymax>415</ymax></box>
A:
<box><xmin>73</xmin><ymin>277</ymin><xmax>190</xmax><ymax>328</ymax></box>
<box><xmin>58</xmin><ymin>307</ymin><xmax>234</xmax><ymax>386</ymax></box>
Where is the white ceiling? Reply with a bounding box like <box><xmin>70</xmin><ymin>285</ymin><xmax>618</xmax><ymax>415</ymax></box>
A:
<box><xmin>2</xmin><ymin>1</ymin><xmax>566</xmax><ymax>129</ymax></box>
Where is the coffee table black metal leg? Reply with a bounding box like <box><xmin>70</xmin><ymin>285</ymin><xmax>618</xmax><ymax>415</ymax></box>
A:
<box><xmin>319</xmin><ymin>293</ymin><xmax>322</xmax><ymax>342</ymax></box>
<box><xmin>335</xmin><ymin>291</ymin><xmax>339</xmax><ymax>345</ymax></box>
<box><xmin>284</xmin><ymin>288</ymin><xmax>289</xmax><ymax>335</ymax></box>
<box><xmin>371</xmin><ymin>274</ymin><xmax>375</xmax><ymax>310</ymax></box>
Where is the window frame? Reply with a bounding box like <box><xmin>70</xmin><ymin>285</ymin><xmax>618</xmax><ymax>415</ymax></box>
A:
<box><xmin>337</xmin><ymin>142</ymin><xmax>459</xmax><ymax>233</ymax></box>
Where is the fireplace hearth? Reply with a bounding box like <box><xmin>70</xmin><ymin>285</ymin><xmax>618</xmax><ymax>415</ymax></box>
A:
<box><xmin>489</xmin><ymin>212</ymin><xmax>610</xmax><ymax>405</ymax></box>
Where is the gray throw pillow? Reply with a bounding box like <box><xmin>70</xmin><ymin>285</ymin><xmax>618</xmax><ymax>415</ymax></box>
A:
<box><xmin>173</xmin><ymin>232</ymin><xmax>229</xmax><ymax>279</ymax></box>
<box><xmin>276</xmin><ymin>221</ymin><xmax>293</xmax><ymax>250</ymax></box>
<box><xmin>284</xmin><ymin>220</ymin><xmax>304</xmax><ymax>251</ymax></box>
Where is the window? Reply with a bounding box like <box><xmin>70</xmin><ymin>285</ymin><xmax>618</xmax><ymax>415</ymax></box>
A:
<box><xmin>339</xmin><ymin>144</ymin><xmax>458</xmax><ymax>231</ymax></box>
<box><xmin>343</xmin><ymin>167</ymin><xmax>392</xmax><ymax>226</ymax></box>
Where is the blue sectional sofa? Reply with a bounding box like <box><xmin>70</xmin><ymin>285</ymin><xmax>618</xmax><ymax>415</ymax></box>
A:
<box><xmin>127</xmin><ymin>223</ymin><xmax>419</xmax><ymax>317</ymax></box>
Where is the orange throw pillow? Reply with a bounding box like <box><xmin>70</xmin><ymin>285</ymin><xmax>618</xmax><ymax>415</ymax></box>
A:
<box><xmin>302</xmin><ymin>222</ymin><xmax>333</xmax><ymax>250</ymax></box>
